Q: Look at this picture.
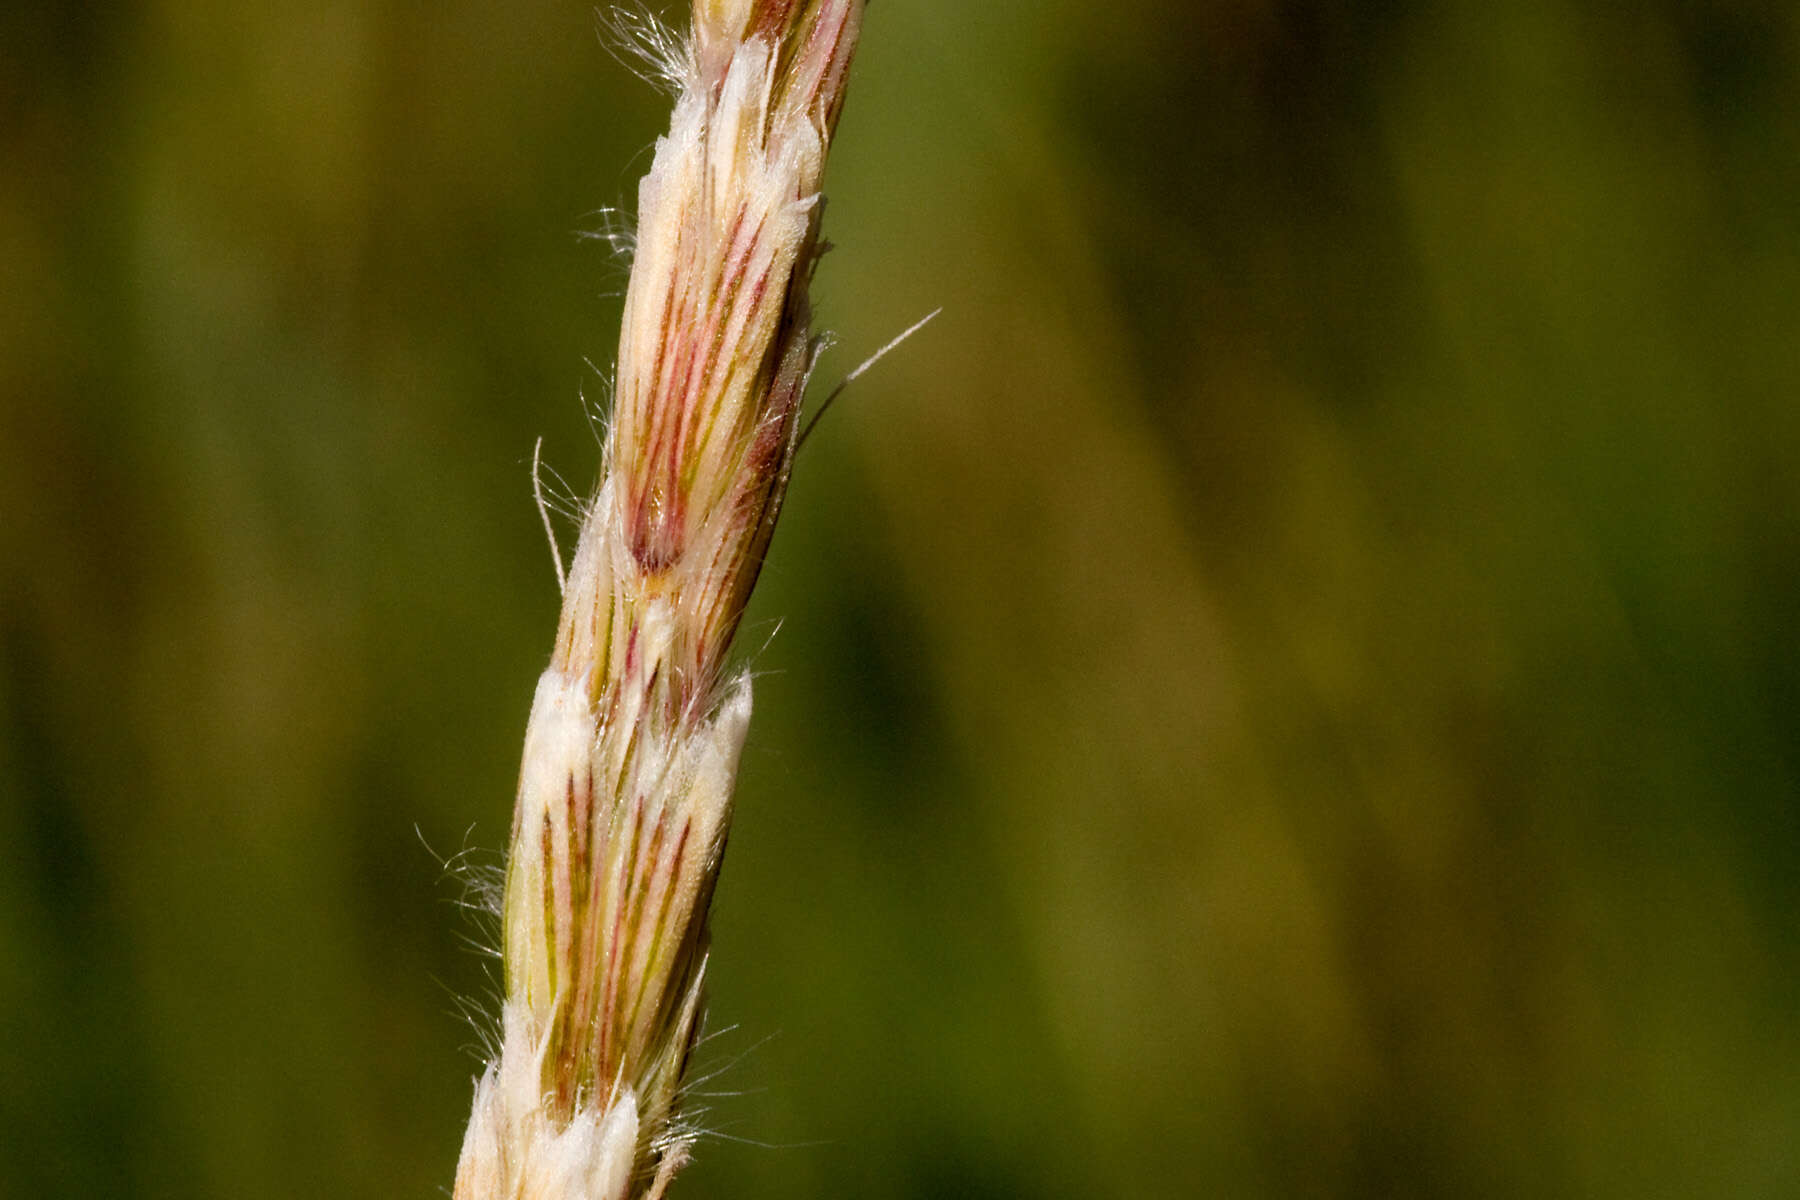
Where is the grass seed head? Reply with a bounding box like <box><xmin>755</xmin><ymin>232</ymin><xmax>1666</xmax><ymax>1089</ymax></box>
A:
<box><xmin>454</xmin><ymin>3</ymin><xmax>864</xmax><ymax>1198</ymax></box>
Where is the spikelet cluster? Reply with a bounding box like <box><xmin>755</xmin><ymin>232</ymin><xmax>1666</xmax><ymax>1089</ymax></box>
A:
<box><xmin>453</xmin><ymin>3</ymin><xmax>863</xmax><ymax>1197</ymax></box>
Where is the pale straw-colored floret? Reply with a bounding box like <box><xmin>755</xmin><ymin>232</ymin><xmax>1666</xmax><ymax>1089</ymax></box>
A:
<box><xmin>453</xmin><ymin>3</ymin><xmax>863</xmax><ymax>1198</ymax></box>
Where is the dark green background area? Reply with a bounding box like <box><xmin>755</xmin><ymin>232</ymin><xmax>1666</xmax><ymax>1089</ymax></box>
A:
<box><xmin>3</xmin><ymin>1</ymin><xmax>1797</xmax><ymax>1195</ymax></box>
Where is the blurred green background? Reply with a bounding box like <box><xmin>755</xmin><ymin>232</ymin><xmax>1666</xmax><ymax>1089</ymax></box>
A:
<box><xmin>4</xmin><ymin>0</ymin><xmax>1798</xmax><ymax>1195</ymax></box>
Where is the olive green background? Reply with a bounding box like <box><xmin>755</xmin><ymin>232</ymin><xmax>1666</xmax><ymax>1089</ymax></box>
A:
<box><xmin>4</xmin><ymin>1</ymin><xmax>1798</xmax><ymax>1196</ymax></box>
